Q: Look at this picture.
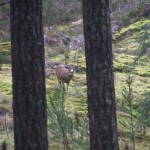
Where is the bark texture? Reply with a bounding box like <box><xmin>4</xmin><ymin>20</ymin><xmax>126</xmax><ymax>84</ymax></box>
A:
<box><xmin>10</xmin><ymin>0</ymin><xmax>48</xmax><ymax>150</ymax></box>
<box><xmin>82</xmin><ymin>0</ymin><xmax>119</xmax><ymax>149</ymax></box>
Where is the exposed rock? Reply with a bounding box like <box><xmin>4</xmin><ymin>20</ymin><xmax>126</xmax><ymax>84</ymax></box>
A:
<box><xmin>44</xmin><ymin>35</ymin><xmax>58</xmax><ymax>46</ymax></box>
<box><xmin>68</xmin><ymin>41</ymin><xmax>78</xmax><ymax>50</ymax></box>
<box><xmin>74</xmin><ymin>35</ymin><xmax>84</xmax><ymax>47</ymax></box>
<box><xmin>45</xmin><ymin>61</ymin><xmax>61</xmax><ymax>69</ymax></box>
<box><xmin>45</xmin><ymin>68</ymin><xmax>55</xmax><ymax>77</ymax></box>
<box><xmin>111</xmin><ymin>25</ymin><xmax>120</xmax><ymax>33</ymax></box>
<box><xmin>45</xmin><ymin>61</ymin><xmax>61</xmax><ymax>77</ymax></box>
<box><xmin>62</xmin><ymin>37</ymin><xmax>71</xmax><ymax>46</ymax></box>
<box><xmin>61</xmin><ymin>35</ymin><xmax>84</xmax><ymax>50</ymax></box>
<box><xmin>71</xmin><ymin>19</ymin><xmax>83</xmax><ymax>26</ymax></box>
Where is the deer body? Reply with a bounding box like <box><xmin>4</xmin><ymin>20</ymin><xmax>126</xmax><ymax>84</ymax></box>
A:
<box><xmin>56</xmin><ymin>65</ymin><xmax>73</xmax><ymax>84</ymax></box>
<box><xmin>55</xmin><ymin>64</ymin><xmax>77</xmax><ymax>94</ymax></box>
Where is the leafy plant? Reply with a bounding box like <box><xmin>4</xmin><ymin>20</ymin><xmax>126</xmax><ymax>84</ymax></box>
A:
<box><xmin>43</xmin><ymin>0</ymin><xmax>82</xmax><ymax>25</ymax></box>
<box><xmin>133</xmin><ymin>27</ymin><xmax>150</xmax><ymax>66</ymax></box>
<box><xmin>121</xmin><ymin>75</ymin><xmax>136</xmax><ymax>150</ymax></box>
<box><xmin>47</xmin><ymin>87</ymin><xmax>89</xmax><ymax>150</ymax></box>
<box><xmin>136</xmin><ymin>92</ymin><xmax>150</xmax><ymax>135</ymax></box>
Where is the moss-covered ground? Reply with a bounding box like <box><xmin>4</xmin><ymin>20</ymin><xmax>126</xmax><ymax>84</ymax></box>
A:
<box><xmin>0</xmin><ymin>18</ymin><xmax>150</xmax><ymax>149</ymax></box>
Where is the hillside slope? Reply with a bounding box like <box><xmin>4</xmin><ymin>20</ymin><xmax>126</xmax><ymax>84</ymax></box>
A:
<box><xmin>0</xmin><ymin>1</ymin><xmax>150</xmax><ymax>149</ymax></box>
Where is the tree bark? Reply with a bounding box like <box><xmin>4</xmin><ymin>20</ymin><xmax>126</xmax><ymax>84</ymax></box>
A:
<box><xmin>82</xmin><ymin>0</ymin><xmax>119</xmax><ymax>149</ymax></box>
<box><xmin>10</xmin><ymin>0</ymin><xmax>48</xmax><ymax>150</ymax></box>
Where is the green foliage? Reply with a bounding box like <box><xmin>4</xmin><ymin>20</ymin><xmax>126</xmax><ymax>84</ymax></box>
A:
<box><xmin>112</xmin><ymin>0</ymin><xmax>150</xmax><ymax>28</ymax></box>
<box><xmin>114</xmin><ymin>19</ymin><xmax>150</xmax><ymax>41</ymax></box>
<box><xmin>127</xmin><ymin>1</ymin><xmax>150</xmax><ymax>20</ymax></box>
<box><xmin>122</xmin><ymin>15</ymin><xmax>130</xmax><ymax>27</ymax></box>
<box><xmin>60</xmin><ymin>47</ymin><xmax>70</xmax><ymax>65</ymax></box>
<box><xmin>0</xmin><ymin>42</ymin><xmax>11</xmax><ymax>69</ymax></box>
<box><xmin>124</xmin><ymin>2</ymin><xmax>146</xmax><ymax>25</ymax></box>
<box><xmin>47</xmin><ymin>87</ymin><xmax>89</xmax><ymax>150</ymax></box>
<box><xmin>133</xmin><ymin>28</ymin><xmax>150</xmax><ymax>65</ymax></box>
<box><xmin>114</xmin><ymin>53</ymin><xmax>134</xmax><ymax>73</ymax></box>
<box><xmin>43</xmin><ymin>0</ymin><xmax>82</xmax><ymax>25</ymax></box>
<box><xmin>120</xmin><ymin>75</ymin><xmax>136</xmax><ymax>150</ymax></box>
<box><xmin>0</xmin><ymin>75</ymin><xmax>12</xmax><ymax>96</ymax></box>
<box><xmin>136</xmin><ymin>92</ymin><xmax>150</xmax><ymax>134</ymax></box>
<box><xmin>0</xmin><ymin>31</ymin><xmax>10</xmax><ymax>42</ymax></box>
<box><xmin>0</xmin><ymin>42</ymin><xmax>11</xmax><ymax>54</ymax></box>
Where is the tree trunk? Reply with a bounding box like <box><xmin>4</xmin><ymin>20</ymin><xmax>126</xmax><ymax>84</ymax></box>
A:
<box><xmin>82</xmin><ymin>0</ymin><xmax>119</xmax><ymax>149</ymax></box>
<box><xmin>10</xmin><ymin>0</ymin><xmax>48</xmax><ymax>150</ymax></box>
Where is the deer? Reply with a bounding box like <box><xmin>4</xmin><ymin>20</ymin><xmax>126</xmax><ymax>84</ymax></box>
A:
<box><xmin>52</xmin><ymin>64</ymin><xmax>78</xmax><ymax>95</ymax></box>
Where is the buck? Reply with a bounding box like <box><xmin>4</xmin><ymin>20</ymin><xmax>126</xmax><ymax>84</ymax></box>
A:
<box><xmin>52</xmin><ymin>64</ymin><xmax>78</xmax><ymax>94</ymax></box>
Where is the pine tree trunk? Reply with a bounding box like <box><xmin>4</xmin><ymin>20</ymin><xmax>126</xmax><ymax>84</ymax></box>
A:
<box><xmin>82</xmin><ymin>0</ymin><xmax>119</xmax><ymax>149</ymax></box>
<box><xmin>10</xmin><ymin>0</ymin><xmax>48</xmax><ymax>150</ymax></box>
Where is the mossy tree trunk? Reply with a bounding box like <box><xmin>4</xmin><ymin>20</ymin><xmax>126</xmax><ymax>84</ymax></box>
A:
<box><xmin>10</xmin><ymin>0</ymin><xmax>48</xmax><ymax>150</ymax></box>
<box><xmin>82</xmin><ymin>0</ymin><xmax>119</xmax><ymax>149</ymax></box>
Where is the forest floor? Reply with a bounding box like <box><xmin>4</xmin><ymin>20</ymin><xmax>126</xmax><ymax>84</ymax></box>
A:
<box><xmin>0</xmin><ymin>17</ymin><xmax>150</xmax><ymax>149</ymax></box>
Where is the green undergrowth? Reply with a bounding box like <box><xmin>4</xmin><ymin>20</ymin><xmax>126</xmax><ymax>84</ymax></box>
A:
<box><xmin>0</xmin><ymin>42</ymin><xmax>11</xmax><ymax>54</ymax></box>
<box><xmin>0</xmin><ymin>15</ymin><xmax>150</xmax><ymax>149</ymax></box>
<box><xmin>49</xmin><ymin>50</ymin><xmax>86</xmax><ymax>70</ymax></box>
<box><xmin>46</xmin><ymin>72</ymin><xmax>87</xmax><ymax>114</ymax></box>
<box><xmin>113</xmin><ymin>19</ymin><xmax>150</xmax><ymax>52</ymax></box>
<box><xmin>0</xmin><ymin>73</ymin><xmax>12</xmax><ymax>96</ymax></box>
<box><xmin>122</xmin><ymin>0</ymin><xmax>150</xmax><ymax>26</ymax></box>
<box><xmin>114</xmin><ymin>53</ymin><xmax>150</xmax><ymax>77</ymax></box>
<box><xmin>0</xmin><ymin>41</ymin><xmax>149</xmax><ymax>149</ymax></box>
<box><xmin>0</xmin><ymin>65</ymin><xmax>12</xmax><ymax>113</ymax></box>
<box><xmin>118</xmin><ymin>128</ymin><xmax>150</xmax><ymax>150</ymax></box>
<box><xmin>55</xmin><ymin>21</ymin><xmax>83</xmax><ymax>37</ymax></box>
<box><xmin>113</xmin><ymin>19</ymin><xmax>150</xmax><ymax>41</ymax></box>
<box><xmin>0</xmin><ymin>42</ymin><xmax>11</xmax><ymax>65</ymax></box>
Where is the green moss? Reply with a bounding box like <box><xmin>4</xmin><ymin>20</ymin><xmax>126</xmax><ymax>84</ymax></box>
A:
<box><xmin>114</xmin><ymin>53</ymin><xmax>134</xmax><ymax>73</ymax></box>
<box><xmin>114</xmin><ymin>19</ymin><xmax>150</xmax><ymax>41</ymax></box>
<box><xmin>0</xmin><ymin>42</ymin><xmax>11</xmax><ymax>54</ymax></box>
<box><xmin>0</xmin><ymin>14</ymin><xmax>150</xmax><ymax>149</ymax></box>
<box><xmin>133</xmin><ymin>68</ymin><xmax>150</xmax><ymax>77</ymax></box>
<box><xmin>55</xmin><ymin>24</ymin><xmax>70</xmax><ymax>31</ymax></box>
<box><xmin>0</xmin><ymin>73</ymin><xmax>12</xmax><ymax>96</ymax></box>
<box><xmin>113</xmin><ymin>53</ymin><xmax>150</xmax><ymax>77</ymax></box>
<box><xmin>0</xmin><ymin>42</ymin><xmax>11</xmax><ymax>65</ymax></box>
<box><xmin>49</xmin><ymin>50</ymin><xmax>86</xmax><ymax>70</ymax></box>
<box><xmin>0</xmin><ymin>104</ymin><xmax>12</xmax><ymax>113</ymax></box>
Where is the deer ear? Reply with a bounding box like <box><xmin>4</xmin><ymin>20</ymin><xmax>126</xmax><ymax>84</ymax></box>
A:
<box><xmin>73</xmin><ymin>65</ymin><xmax>79</xmax><ymax>71</ymax></box>
<box><xmin>64</xmin><ymin>65</ymin><xmax>70</xmax><ymax>70</ymax></box>
<box><xmin>51</xmin><ymin>62</ymin><xmax>61</xmax><ymax>69</ymax></box>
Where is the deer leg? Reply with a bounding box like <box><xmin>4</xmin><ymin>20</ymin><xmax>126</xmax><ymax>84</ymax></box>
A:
<box><xmin>59</xmin><ymin>81</ymin><xmax>62</xmax><ymax>85</ymax></box>
<box><xmin>66</xmin><ymin>83</ymin><xmax>69</xmax><ymax>95</ymax></box>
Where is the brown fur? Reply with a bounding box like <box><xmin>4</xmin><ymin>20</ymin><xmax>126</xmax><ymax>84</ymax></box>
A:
<box><xmin>1</xmin><ymin>142</ymin><xmax>6</xmax><ymax>150</ymax></box>
<box><xmin>56</xmin><ymin>65</ymin><xmax>74</xmax><ymax>84</ymax></box>
<box><xmin>55</xmin><ymin>65</ymin><xmax>78</xmax><ymax>94</ymax></box>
